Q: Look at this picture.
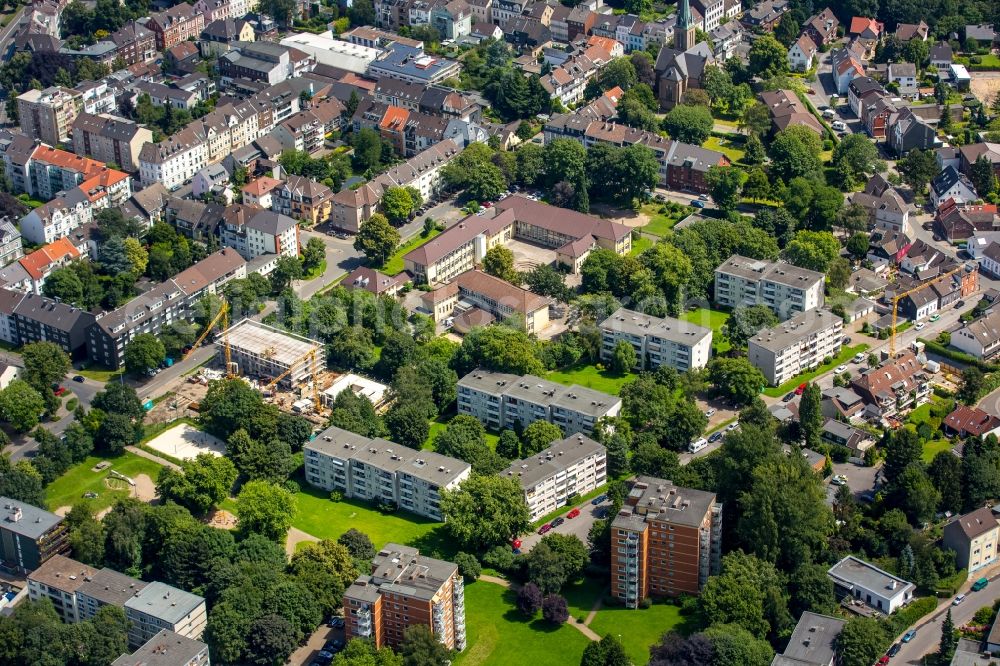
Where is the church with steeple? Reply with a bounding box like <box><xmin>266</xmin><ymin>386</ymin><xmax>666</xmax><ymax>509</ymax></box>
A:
<box><xmin>653</xmin><ymin>0</ymin><xmax>715</xmax><ymax>110</ymax></box>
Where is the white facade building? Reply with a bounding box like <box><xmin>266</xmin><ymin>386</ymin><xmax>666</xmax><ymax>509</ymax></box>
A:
<box><xmin>598</xmin><ymin>307</ymin><xmax>713</xmax><ymax>372</ymax></box>
<box><xmin>714</xmin><ymin>254</ymin><xmax>825</xmax><ymax>320</ymax></box>
<box><xmin>748</xmin><ymin>309</ymin><xmax>844</xmax><ymax>386</ymax></box>
<box><xmin>124</xmin><ymin>582</ymin><xmax>207</xmax><ymax>648</ymax></box>
<box><xmin>502</xmin><ymin>434</ymin><xmax>607</xmax><ymax>521</ymax></box>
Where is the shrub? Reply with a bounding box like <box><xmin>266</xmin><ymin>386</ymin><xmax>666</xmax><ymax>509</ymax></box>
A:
<box><xmin>542</xmin><ymin>594</ymin><xmax>569</xmax><ymax>624</ymax></box>
<box><xmin>829</xmin><ymin>445</ymin><xmax>851</xmax><ymax>463</ymax></box>
<box><xmin>517</xmin><ymin>582</ymin><xmax>543</xmax><ymax>616</ymax></box>
<box><xmin>329</xmin><ymin>490</ymin><xmax>343</xmax><ymax>502</ymax></box>
<box><xmin>973</xmin><ymin>605</ymin><xmax>997</xmax><ymax>625</ymax></box>
<box><xmin>483</xmin><ymin>545</ymin><xmax>518</xmax><ymax>573</ymax></box>
<box><xmin>639</xmin><ymin>597</ymin><xmax>652</xmax><ymax>609</ymax></box>
<box><xmin>454</xmin><ymin>551</ymin><xmax>481</xmax><ymax>582</ymax></box>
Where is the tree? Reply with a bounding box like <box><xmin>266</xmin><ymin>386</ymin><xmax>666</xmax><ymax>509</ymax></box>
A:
<box><xmin>609</xmin><ymin>340</ymin><xmax>637</xmax><ymax>375</ymax></box>
<box><xmin>96</xmin><ymin>413</ymin><xmax>138</xmax><ymax>455</ymax></box>
<box><xmin>768</xmin><ymin>128</ymin><xmax>823</xmax><ymax>183</ymax></box>
<box><xmin>788</xmin><ymin>563</ymin><xmax>836</xmax><ymax>616</ymax></box>
<box><xmin>246</xmin><ymin>613</ymin><xmax>299</xmax><ymax>666</ymax></box>
<box><xmin>887</xmin><ymin>463</ymin><xmax>941</xmax><ymax>525</ymax></box>
<box><xmin>338</xmin><ymin>528</ymin><xmax>376</xmax><ymax>562</ymax></box>
<box><xmin>42</xmin><ymin>268</ymin><xmax>84</xmax><ymax>304</ymax></box>
<box><xmin>939</xmin><ymin>103</ymin><xmax>953</xmax><ymax>132</ymax></box>
<box><xmin>749</xmin><ymin>35</ymin><xmax>788</xmax><ymax>79</ymax></box>
<box><xmin>518</xmin><ymin>581</ymin><xmax>544</xmax><ymax>616</ymax></box>
<box><xmin>837</xmin><ymin>617</ymin><xmax>886</xmax><ymax>666</ymax></box>
<box><xmin>833</xmin><ymin>135</ymin><xmax>885</xmax><ymax>189</ymax></box>
<box><xmin>662</xmin><ymin>104</ymin><xmax>713</xmax><ymax>144</ymax></box>
<box><xmin>650</xmin><ymin>633</ymin><xmax>715</xmax><ymax>665</ymax></box>
<box><xmin>156</xmin><ymin>453</ymin><xmax>237</xmax><ymax>515</ymax></box>
<box><xmin>708</xmin><ymin>357</ymin><xmax>765</xmax><ymax>404</ymax></box>
<box><xmin>525</xmin><ymin>264</ymin><xmax>569</xmax><ymax>302</ymax></box>
<box><xmin>289</xmin><ymin>539</ymin><xmax>357</xmax><ymax>616</ymax></box>
<box><xmin>724</xmin><ymin>305</ymin><xmax>778</xmax><ymax>349</ymax></box>
<box><xmin>384</xmin><ymin>402</ymin><xmax>431</xmax><ymax>449</ymax></box>
<box><xmin>970</xmin><ymin>154</ymin><xmax>998</xmax><ymax>198</ymax></box>
<box><xmin>799</xmin><ymin>382</ymin><xmax>822</xmax><ymax>449</ymax></box>
<box><xmin>355</xmin><ymin>213</ymin><xmax>400</xmax><ymax>266</ymax></box>
<box><xmin>0</xmin><ymin>380</ymin><xmax>45</xmax><ymax>432</ymax></box>
<box><xmin>581</xmin><ymin>635</ymin><xmax>631</xmax><ymax>666</ymax></box>
<box><xmin>698</xmin><ymin>551</ymin><xmax>789</xmax><ymax>639</ymax></box>
<box><xmin>827</xmin><ymin>257</ymin><xmax>851</xmax><ymax>290</ymax></box>
<box><xmin>542</xmin><ymin>594</ymin><xmax>569</xmax><ymax>624</ymax></box>
<box><xmin>453</xmin><ymin>325</ymin><xmax>545</xmax><ymax>376</ymax></box>
<box><xmin>706</xmin><ymin>166</ymin><xmax>748</xmax><ymax>213</ymax></box>
<box><xmin>123</xmin><ymin>333</ymin><xmax>165</xmax><ymax>375</ymax></box>
<box><xmin>884</xmin><ymin>427</ymin><xmax>922</xmax><ymax>483</ymax></box>
<box><xmin>483</xmin><ymin>246</ymin><xmax>519</xmax><ymax>283</ymax></box>
<box><xmin>784</xmin><ymin>230</ymin><xmax>840</xmax><ymax>272</ymax></box>
<box><xmin>846</xmin><ymin>233</ymin><xmax>870</xmax><ymax>261</ymax></box>
<box><xmin>199</xmin><ymin>378</ymin><xmax>279</xmax><ymax>442</ymax></box>
<box><xmin>703</xmin><ymin>623</ymin><xmax>775</xmax><ymax>666</ymax></box>
<box><xmin>940</xmin><ymin>608</ymin><xmax>957</xmax><ymax>661</ymax></box>
<box><xmin>332</xmin><ymin>640</ymin><xmax>402</xmax><ymax>666</ymax></box>
<box><xmin>440</xmin><ymin>474</ymin><xmax>531</xmax><ymax>551</ymax></box>
<box><xmin>740</xmin><ymin>101</ymin><xmax>771</xmax><ymax>137</ymax></box>
<box><xmin>743</xmin><ymin>168</ymin><xmax>770</xmax><ymax>203</ymax></box>
<box><xmin>631</xmin><ymin>441</ymin><xmax>680</xmax><ymax>479</ymax></box>
<box><xmin>897</xmin><ymin>149</ymin><xmax>938</xmax><ymax>194</ymax></box>
<box><xmin>522</xmin><ymin>420</ymin><xmax>564</xmax><ymax>456</ymax></box>
<box><xmin>302</xmin><ymin>237</ymin><xmax>326</xmax><ymax>273</ymax></box>
<box><xmin>122</xmin><ymin>237</ymin><xmax>148</xmax><ymax>275</ymax></box>
<box><xmin>227</xmin><ymin>429</ymin><xmax>294</xmax><ymax>483</ymax></box>
<box><xmin>958</xmin><ymin>366</ymin><xmax>986</xmax><ymax>404</ymax></box>
<box><xmin>399</xmin><ymin>625</ymin><xmax>452</xmax><ymax>666</ymax></box>
<box><xmin>21</xmin><ymin>342</ymin><xmax>70</xmax><ymax>398</ymax></box>
<box><xmin>235</xmin><ymin>480</ymin><xmax>296</xmax><ymax>542</ymax></box>
<box><xmin>928</xmin><ymin>450</ymin><xmax>962</xmax><ymax>514</ymax></box>
<box><xmin>744</xmin><ymin>133</ymin><xmax>766</xmax><ymax>165</ymax></box>
<box><xmin>92</xmin><ymin>383</ymin><xmax>144</xmax><ymax>422</ymax></box>
<box><xmin>380</xmin><ymin>186</ymin><xmax>415</xmax><ymax>224</ymax></box>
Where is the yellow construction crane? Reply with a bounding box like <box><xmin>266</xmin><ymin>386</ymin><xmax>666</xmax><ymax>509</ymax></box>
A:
<box><xmin>263</xmin><ymin>348</ymin><xmax>325</xmax><ymax>415</ymax></box>
<box><xmin>183</xmin><ymin>301</ymin><xmax>232</xmax><ymax>374</ymax></box>
<box><xmin>890</xmin><ymin>263</ymin><xmax>969</xmax><ymax>357</ymax></box>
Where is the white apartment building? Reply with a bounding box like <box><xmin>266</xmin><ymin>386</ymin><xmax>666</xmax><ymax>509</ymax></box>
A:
<box><xmin>18</xmin><ymin>87</ymin><xmax>81</xmax><ymax>146</ymax></box>
<box><xmin>219</xmin><ymin>208</ymin><xmax>299</xmax><ymax>261</ymax></box>
<box><xmin>501</xmin><ymin>434</ymin><xmax>607</xmax><ymax>521</ymax></box>
<box><xmin>599</xmin><ymin>307</ymin><xmax>713</xmax><ymax>372</ymax></box>
<box><xmin>139</xmin><ymin>127</ymin><xmax>209</xmax><ymax>190</ymax></box>
<box><xmin>748</xmin><ymin>309</ymin><xmax>844</xmax><ymax>386</ymax></box>
<box><xmin>124</xmin><ymin>582</ymin><xmax>207</xmax><ymax>648</ymax></box>
<box><xmin>27</xmin><ymin>554</ymin><xmax>96</xmax><ymax>624</ymax></box>
<box><xmin>20</xmin><ymin>189</ymin><xmax>94</xmax><ymax>246</ymax></box>
<box><xmin>456</xmin><ymin>370</ymin><xmax>622</xmax><ymax>434</ymax></box>
<box><xmin>304</xmin><ymin>426</ymin><xmax>471</xmax><ymax>521</ymax></box>
<box><xmin>77</xmin><ymin>567</ymin><xmax>148</xmax><ymax>621</ymax></box>
<box><xmin>692</xmin><ymin>0</ymin><xmax>725</xmax><ymax>31</ymax></box>
<box><xmin>714</xmin><ymin>254</ymin><xmax>825</xmax><ymax>320</ymax></box>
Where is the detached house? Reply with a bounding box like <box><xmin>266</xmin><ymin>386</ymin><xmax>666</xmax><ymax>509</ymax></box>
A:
<box><xmin>788</xmin><ymin>34</ymin><xmax>817</xmax><ymax>71</ymax></box>
<box><xmin>931</xmin><ymin>166</ymin><xmax>978</xmax><ymax>208</ymax></box>
<box><xmin>952</xmin><ymin>309</ymin><xmax>1000</xmax><ymax>360</ymax></box>
<box><xmin>888</xmin><ymin>107</ymin><xmax>936</xmax><ymax>156</ymax></box>
<box><xmin>803</xmin><ymin>7</ymin><xmax>839</xmax><ymax>47</ymax></box>
<box><xmin>848</xmin><ymin>16</ymin><xmax>884</xmax><ymax>41</ymax></box>
<box><xmin>895</xmin><ymin>21</ymin><xmax>928</xmax><ymax>41</ymax></box>
<box><xmin>831</xmin><ymin>47</ymin><xmax>865</xmax><ymax>95</ymax></box>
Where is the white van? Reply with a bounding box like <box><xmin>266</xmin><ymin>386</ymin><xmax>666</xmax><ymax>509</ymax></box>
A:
<box><xmin>688</xmin><ymin>438</ymin><xmax>708</xmax><ymax>454</ymax></box>
<box><xmin>822</xmin><ymin>108</ymin><xmax>835</xmax><ymax>119</ymax></box>
<box><xmin>831</xmin><ymin>120</ymin><xmax>847</xmax><ymax>131</ymax></box>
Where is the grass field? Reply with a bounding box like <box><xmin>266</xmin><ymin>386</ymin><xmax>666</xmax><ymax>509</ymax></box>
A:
<box><xmin>45</xmin><ymin>454</ymin><xmax>164</xmax><ymax>513</ymax></box>
<box><xmin>290</xmin><ymin>484</ymin><xmax>445</xmax><ymax>549</ymax></box>
<box><xmin>454</xmin><ymin>581</ymin><xmax>592</xmax><ymax>666</ymax></box>
<box><xmin>680</xmin><ymin>308</ymin><xmax>731</xmax><ymax>355</ymax></box>
<box><xmin>380</xmin><ymin>228</ymin><xmax>442</xmax><ymax>275</ymax></box>
<box><xmin>922</xmin><ymin>438</ymin><xmax>953</xmax><ymax>462</ymax></box>
<box><xmin>704</xmin><ymin>136</ymin><xmax>745</xmax><ymax>162</ymax></box>
<box><xmin>639</xmin><ymin>204</ymin><xmax>688</xmax><ymax>237</ymax></box>
<box><xmin>588</xmin><ymin>601</ymin><xmax>685</xmax><ymax>665</ymax></box>
<box><xmin>630</xmin><ymin>235</ymin><xmax>655</xmax><ymax>256</ymax></box>
<box><xmin>564</xmin><ymin>576</ymin><xmax>607</xmax><ymax>620</ymax></box>
<box><xmin>546</xmin><ymin>362</ymin><xmax>635</xmax><ymax>395</ymax></box>
<box><xmin>77</xmin><ymin>366</ymin><xmax>125</xmax><ymax>382</ymax></box>
<box><xmin>762</xmin><ymin>344</ymin><xmax>870</xmax><ymax>397</ymax></box>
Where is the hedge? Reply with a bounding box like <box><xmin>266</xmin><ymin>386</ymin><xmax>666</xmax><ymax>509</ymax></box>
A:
<box><xmin>885</xmin><ymin>596</ymin><xmax>940</xmax><ymax>638</ymax></box>
<box><xmin>918</xmin><ymin>338</ymin><xmax>1000</xmax><ymax>372</ymax></box>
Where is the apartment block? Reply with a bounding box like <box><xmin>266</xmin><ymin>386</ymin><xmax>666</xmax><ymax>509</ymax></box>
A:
<box><xmin>147</xmin><ymin>4</ymin><xmax>206</xmax><ymax>50</ymax></box>
<box><xmin>0</xmin><ymin>497</ymin><xmax>69</xmax><ymax>574</ymax></box>
<box><xmin>18</xmin><ymin>87</ymin><xmax>81</xmax><ymax>146</ymax></box>
<box><xmin>124</xmin><ymin>581</ymin><xmax>207</xmax><ymax>648</ymax></box>
<box><xmin>610</xmin><ymin>476</ymin><xmax>722</xmax><ymax>607</ymax></box>
<box><xmin>273</xmin><ymin>175</ymin><xmax>333</xmax><ymax>226</ymax></box>
<box><xmin>714</xmin><ymin>254</ymin><xmax>825</xmax><ymax>320</ymax></box>
<box><xmin>502</xmin><ymin>433</ymin><xmax>607</xmax><ymax>521</ymax></box>
<box><xmin>77</xmin><ymin>567</ymin><xmax>148</xmax><ymax>621</ymax></box>
<box><xmin>12</xmin><ymin>292</ymin><xmax>96</xmax><ymax>356</ymax></box>
<box><xmin>71</xmin><ymin>113</ymin><xmax>153</xmax><ymax>174</ymax></box>
<box><xmin>87</xmin><ymin>249</ymin><xmax>246</xmax><ymax>368</ymax></box>
<box><xmin>112</xmin><ymin>630</ymin><xmax>210</xmax><ymax>666</ymax></box>
<box><xmin>220</xmin><ymin>319</ymin><xmax>324</xmax><ymax>390</ymax></box>
<box><xmin>219</xmin><ymin>207</ymin><xmax>299</xmax><ymax>261</ymax></box>
<box><xmin>943</xmin><ymin>507</ymin><xmax>999</xmax><ymax>578</ymax></box>
<box><xmin>27</xmin><ymin>554</ymin><xmax>97</xmax><ymax>623</ymax></box>
<box><xmin>304</xmin><ymin>426</ymin><xmax>471</xmax><ymax>521</ymax></box>
<box><xmin>344</xmin><ymin>544</ymin><xmax>466</xmax><ymax>651</ymax></box>
<box><xmin>598</xmin><ymin>307</ymin><xmax>712</xmax><ymax>372</ymax></box>
<box><xmin>748</xmin><ymin>309</ymin><xmax>844</xmax><ymax>386</ymax></box>
<box><xmin>457</xmin><ymin>369</ymin><xmax>622</xmax><ymax>434</ymax></box>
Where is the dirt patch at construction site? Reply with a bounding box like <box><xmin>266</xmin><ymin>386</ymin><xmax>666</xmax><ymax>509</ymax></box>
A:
<box><xmin>970</xmin><ymin>73</ymin><xmax>1000</xmax><ymax>108</ymax></box>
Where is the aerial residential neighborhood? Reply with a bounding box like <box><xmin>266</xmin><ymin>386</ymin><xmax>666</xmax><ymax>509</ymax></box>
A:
<box><xmin>1</xmin><ymin>0</ymin><xmax>1000</xmax><ymax>664</ymax></box>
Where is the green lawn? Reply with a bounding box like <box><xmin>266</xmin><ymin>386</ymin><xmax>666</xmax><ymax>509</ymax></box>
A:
<box><xmin>629</xmin><ymin>235</ymin><xmax>654</xmax><ymax>256</ymax></box>
<box><xmin>564</xmin><ymin>575</ymin><xmax>607</xmax><ymax>620</ymax></box>
<box><xmin>922</xmin><ymin>438</ymin><xmax>953</xmax><ymax>463</ymax></box>
<box><xmin>680</xmin><ymin>308</ymin><xmax>731</xmax><ymax>355</ymax></box>
<box><xmin>704</xmin><ymin>135</ymin><xmax>745</xmax><ymax>162</ymax></box>
<box><xmin>380</xmin><ymin>228</ymin><xmax>442</xmax><ymax>275</ymax></box>
<box><xmin>955</xmin><ymin>54</ymin><xmax>1000</xmax><ymax>69</ymax></box>
<box><xmin>45</xmin><ymin>454</ymin><xmax>165</xmax><ymax>513</ymax></box>
<box><xmin>546</xmin><ymin>362</ymin><xmax>635</xmax><ymax>396</ymax></box>
<box><xmin>77</xmin><ymin>365</ymin><xmax>125</xmax><ymax>382</ymax></box>
<box><xmin>762</xmin><ymin>344</ymin><xmax>870</xmax><ymax>397</ymax></box>
<box><xmin>290</xmin><ymin>484</ymin><xmax>445</xmax><ymax>550</ymax></box>
<box><xmin>422</xmin><ymin>413</ymin><xmax>500</xmax><ymax>450</ymax></box>
<box><xmin>639</xmin><ymin>204</ymin><xmax>688</xmax><ymax>237</ymax></box>
<box><xmin>302</xmin><ymin>259</ymin><xmax>327</xmax><ymax>280</ymax></box>
<box><xmin>454</xmin><ymin>581</ymin><xmax>592</xmax><ymax>666</ymax></box>
<box><xmin>588</xmin><ymin>602</ymin><xmax>685</xmax><ymax>665</ymax></box>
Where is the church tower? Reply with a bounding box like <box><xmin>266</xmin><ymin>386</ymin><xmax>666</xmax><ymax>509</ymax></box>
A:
<box><xmin>675</xmin><ymin>0</ymin><xmax>696</xmax><ymax>51</ymax></box>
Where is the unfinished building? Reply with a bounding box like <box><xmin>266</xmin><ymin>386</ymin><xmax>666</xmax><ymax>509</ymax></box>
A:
<box><xmin>219</xmin><ymin>319</ymin><xmax>325</xmax><ymax>389</ymax></box>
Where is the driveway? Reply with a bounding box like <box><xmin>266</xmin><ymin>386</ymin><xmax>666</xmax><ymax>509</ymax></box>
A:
<box><xmin>287</xmin><ymin>623</ymin><xmax>345</xmax><ymax>666</ymax></box>
<box><xmin>518</xmin><ymin>496</ymin><xmax>610</xmax><ymax>552</ymax></box>
<box><xmin>825</xmin><ymin>461</ymin><xmax>881</xmax><ymax>504</ymax></box>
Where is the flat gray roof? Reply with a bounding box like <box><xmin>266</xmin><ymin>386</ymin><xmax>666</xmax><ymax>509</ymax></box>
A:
<box><xmin>502</xmin><ymin>433</ymin><xmax>605</xmax><ymax>489</ymax></box>
<box><xmin>599</xmin><ymin>307</ymin><xmax>711</xmax><ymax>347</ymax></box>
<box><xmin>750</xmin><ymin>309</ymin><xmax>841</xmax><ymax>352</ymax></box>
<box><xmin>78</xmin><ymin>567</ymin><xmax>147</xmax><ymax>607</ymax></box>
<box><xmin>828</xmin><ymin>555</ymin><xmax>914</xmax><ymax>599</ymax></box>
<box><xmin>458</xmin><ymin>370</ymin><xmax>620</xmax><ymax>416</ymax></box>
<box><xmin>347</xmin><ymin>543</ymin><xmax>457</xmax><ymax>603</ymax></box>
<box><xmin>612</xmin><ymin>475</ymin><xmax>718</xmax><ymax>531</ymax></box>
<box><xmin>124</xmin><ymin>581</ymin><xmax>204</xmax><ymax>625</ymax></box>
<box><xmin>111</xmin><ymin>629</ymin><xmax>207</xmax><ymax>666</ymax></box>
<box><xmin>780</xmin><ymin>612</ymin><xmax>845</xmax><ymax>665</ymax></box>
<box><xmin>549</xmin><ymin>384</ymin><xmax>621</xmax><ymax>417</ymax></box>
<box><xmin>457</xmin><ymin>369</ymin><xmax>522</xmax><ymax>394</ymax></box>
<box><xmin>0</xmin><ymin>497</ymin><xmax>63</xmax><ymax>540</ymax></box>
<box><xmin>716</xmin><ymin>254</ymin><xmax>824</xmax><ymax>289</ymax></box>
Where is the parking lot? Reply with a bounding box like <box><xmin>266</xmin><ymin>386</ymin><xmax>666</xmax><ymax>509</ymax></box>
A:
<box><xmin>518</xmin><ymin>495</ymin><xmax>611</xmax><ymax>552</ymax></box>
<box><xmin>288</xmin><ymin>621</ymin><xmax>346</xmax><ymax>666</ymax></box>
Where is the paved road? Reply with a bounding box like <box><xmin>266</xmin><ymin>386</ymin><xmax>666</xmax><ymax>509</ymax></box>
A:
<box><xmin>891</xmin><ymin>570</ymin><xmax>1000</xmax><ymax>664</ymax></box>
<box><xmin>5</xmin><ymin>366</ymin><xmax>102</xmax><ymax>461</ymax></box>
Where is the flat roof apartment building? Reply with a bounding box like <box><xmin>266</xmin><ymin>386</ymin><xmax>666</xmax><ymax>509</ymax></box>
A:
<box><xmin>304</xmin><ymin>426</ymin><xmax>471</xmax><ymax>521</ymax></box>
<box><xmin>27</xmin><ymin>554</ymin><xmax>97</xmax><ymax>623</ymax></box>
<box><xmin>18</xmin><ymin>87</ymin><xmax>81</xmax><ymax>146</ymax></box>
<box><xmin>714</xmin><ymin>254</ymin><xmax>825</xmax><ymax>320</ymax></box>
<box><xmin>77</xmin><ymin>567</ymin><xmax>148</xmax><ymax>621</ymax></box>
<box><xmin>502</xmin><ymin>433</ymin><xmax>607</xmax><ymax>521</ymax></box>
<box><xmin>457</xmin><ymin>369</ymin><xmax>622</xmax><ymax>434</ymax></box>
<box><xmin>610</xmin><ymin>476</ymin><xmax>722</xmax><ymax>607</ymax></box>
<box><xmin>219</xmin><ymin>318</ymin><xmax>324</xmax><ymax>389</ymax></box>
<box><xmin>124</xmin><ymin>581</ymin><xmax>207</xmax><ymax>648</ymax></box>
<box><xmin>344</xmin><ymin>544</ymin><xmax>466</xmax><ymax>651</ymax></box>
<box><xmin>0</xmin><ymin>497</ymin><xmax>69</xmax><ymax>574</ymax></box>
<box><xmin>112</xmin><ymin>629</ymin><xmax>210</xmax><ymax>666</ymax></box>
<box><xmin>748</xmin><ymin>309</ymin><xmax>844</xmax><ymax>386</ymax></box>
<box><xmin>598</xmin><ymin>307</ymin><xmax>713</xmax><ymax>372</ymax></box>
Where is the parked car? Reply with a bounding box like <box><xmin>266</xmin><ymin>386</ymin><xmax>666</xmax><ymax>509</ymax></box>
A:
<box><xmin>708</xmin><ymin>431</ymin><xmax>723</xmax><ymax>443</ymax></box>
<box><xmin>698</xmin><ymin>194</ymin><xmax>710</xmax><ymax>201</ymax></box>
<box><xmin>831</xmin><ymin>120</ymin><xmax>847</xmax><ymax>131</ymax></box>
<box><xmin>688</xmin><ymin>438</ymin><xmax>708</xmax><ymax>453</ymax></box>
<box><xmin>831</xmin><ymin>474</ymin><xmax>848</xmax><ymax>486</ymax></box>
<box><xmin>914</xmin><ymin>322</ymin><xmax>925</xmax><ymax>331</ymax></box>
<box><xmin>835</xmin><ymin>365</ymin><xmax>847</xmax><ymax>374</ymax></box>
<box><xmin>902</xmin><ymin>630</ymin><xmax>917</xmax><ymax>642</ymax></box>
<box><xmin>591</xmin><ymin>494</ymin><xmax>608</xmax><ymax>505</ymax></box>
<box><xmin>956</xmin><ymin>300</ymin><xmax>965</xmax><ymax>307</ymax></box>
<box><xmin>324</xmin><ymin>639</ymin><xmax>344</xmax><ymax>652</ymax></box>
<box><xmin>953</xmin><ymin>594</ymin><xmax>966</xmax><ymax>605</ymax></box>
<box><xmin>538</xmin><ymin>523</ymin><xmax>552</xmax><ymax>535</ymax></box>
<box><xmin>726</xmin><ymin>422</ymin><xmax>739</xmax><ymax>431</ymax></box>
<box><xmin>929</xmin><ymin>314</ymin><xmax>941</xmax><ymax>322</ymax></box>
<box><xmin>853</xmin><ymin>353</ymin><xmax>866</xmax><ymax>364</ymax></box>
<box><xmin>691</xmin><ymin>200</ymin><xmax>705</xmax><ymax>208</ymax></box>
<box><xmin>783</xmin><ymin>392</ymin><xmax>796</xmax><ymax>402</ymax></box>
<box><xmin>567</xmin><ymin>508</ymin><xmax>580</xmax><ymax>519</ymax></box>
<box><xmin>888</xmin><ymin>643</ymin><xmax>901</xmax><ymax>656</ymax></box>
<box><xmin>795</xmin><ymin>383</ymin><xmax>808</xmax><ymax>395</ymax></box>
<box><xmin>877</xmin><ymin>656</ymin><xmax>889</xmax><ymax>665</ymax></box>
<box><xmin>972</xmin><ymin>577</ymin><xmax>989</xmax><ymax>591</ymax></box>
<box><xmin>552</xmin><ymin>517</ymin><xmax>565</xmax><ymax>528</ymax></box>
<box><xmin>327</xmin><ymin>617</ymin><xmax>344</xmax><ymax>628</ymax></box>
<box><xmin>705</xmin><ymin>408</ymin><xmax>716</xmax><ymax>417</ymax></box>
<box><xmin>53</xmin><ymin>386</ymin><xmax>66</xmax><ymax>396</ymax></box>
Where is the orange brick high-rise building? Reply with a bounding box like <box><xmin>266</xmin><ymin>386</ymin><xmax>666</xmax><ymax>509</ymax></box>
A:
<box><xmin>344</xmin><ymin>544</ymin><xmax>466</xmax><ymax>651</ymax></box>
<box><xmin>611</xmin><ymin>476</ymin><xmax>722</xmax><ymax>607</ymax></box>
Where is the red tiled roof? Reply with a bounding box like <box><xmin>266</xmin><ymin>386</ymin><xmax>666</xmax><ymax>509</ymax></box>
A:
<box><xmin>19</xmin><ymin>237</ymin><xmax>80</xmax><ymax>280</ymax></box>
<box><xmin>242</xmin><ymin>176</ymin><xmax>283</xmax><ymax>197</ymax></box>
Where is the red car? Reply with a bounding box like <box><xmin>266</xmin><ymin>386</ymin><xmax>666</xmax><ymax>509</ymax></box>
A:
<box><xmin>482</xmin><ymin>201</ymin><xmax>493</xmax><ymax>208</ymax></box>
<box><xmin>877</xmin><ymin>657</ymin><xmax>890</xmax><ymax>665</ymax></box>
<box><xmin>795</xmin><ymin>382</ymin><xmax>808</xmax><ymax>395</ymax></box>
<box><xmin>567</xmin><ymin>508</ymin><xmax>581</xmax><ymax>519</ymax></box>
<box><xmin>53</xmin><ymin>386</ymin><xmax>66</xmax><ymax>396</ymax></box>
<box><xmin>537</xmin><ymin>524</ymin><xmax>552</xmax><ymax>535</ymax></box>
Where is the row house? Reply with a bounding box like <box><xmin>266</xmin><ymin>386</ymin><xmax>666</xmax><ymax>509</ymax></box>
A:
<box><xmin>25</xmin><ymin>144</ymin><xmax>107</xmax><ymax>200</ymax></box>
<box><xmin>218</xmin><ymin>41</ymin><xmax>315</xmax><ymax>86</ymax></box>
<box><xmin>354</xmin><ymin>101</ymin><xmax>450</xmax><ymax>158</ymax></box>
<box><xmin>491</xmin><ymin>0</ymin><xmax>528</xmax><ymax>28</ymax></box>
<box><xmin>107</xmin><ymin>22</ymin><xmax>156</xmax><ymax>66</ymax></box>
<box><xmin>788</xmin><ymin>34</ymin><xmax>817</xmax><ymax>71</ymax></box>
<box><xmin>373</xmin><ymin>80</ymin><xmax>479</xmax><ymax>122</ymax></box>
<box><xmin>847</xmin><ymin>174</ymin><xmax>911</xmax><ymax>233</ymax></box>
<box><xmin>759</xmin><ymin>89</ymin><xmax>825</xmax><ymax>136</ymax></box>
<box><xmin>273</xmin><ymin>175</ymin><xmax>333</xmax><ymax>227</ymax></box>
<box><xmin>9</xmin><ymin>292</ymin><xmax>96</xmax><ymax>356</ymax></box>
<box><xmin>851</xmin><ymin>351</ymin><xmax>931</xmax><ymax>420</ymax></box>
<box><xmin>935</xmin><ymin>199</ymin><xmax>1000</xmax><ymax>242</ymax></box>
<box><xmin>13</xmin><ymin>237</ymin><xmax>80</xmax><ymax>294</ymax></box>
<box><xmin>193</xmin><ymin>0</ymin><xmax>258</xmax><ymax>23</ymax></box>
<box><xmin>71</xmin><ymin>112</ymin><xmax>152</xmax><ymax>174</ymax></box>
<box><xmin>959</xmin><ymin>142</ymin><xmax>1000</xmax><ymax>181</ymax></box>
<box><xmin>147</xmin><ymin>4</ymin><xmax>206</xmax><ymax>51</ymax></box>
<box><xmin>272</xmin><ymin>109</ymin><xmax>325</xmax><ymax>154</ymax></box>
<box><xmin>848</xmin><ymin>76</ymin><xmax>884</xmax><ymax>117</ymax></box>
<box><xmin>199</xmin><ymin>18</ymin><xmax>256</xmax><ymax>56</ymax></box>
<box><xmin>709</xmin><ymin>20</ymin><xmax>744</xmax><ymax>61</ymax></box>
<box><xmin>18</xmin><ymin>188</ymin><xmax>92</xmax><ymax>246</ymax></box>
<box><xmin>219</xmin><ymin>206</ymin><xmax>299</xmax><ymax>261</ymax></box>
<box><xmin>931</xmin><ymin>165</ymin><xmax>979</xmax><ymax>208</ymax></box>
<box><xmin>128</xmin><ymin>80</ymin><xmax>200</xmax><ymax>111</ymax></box>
